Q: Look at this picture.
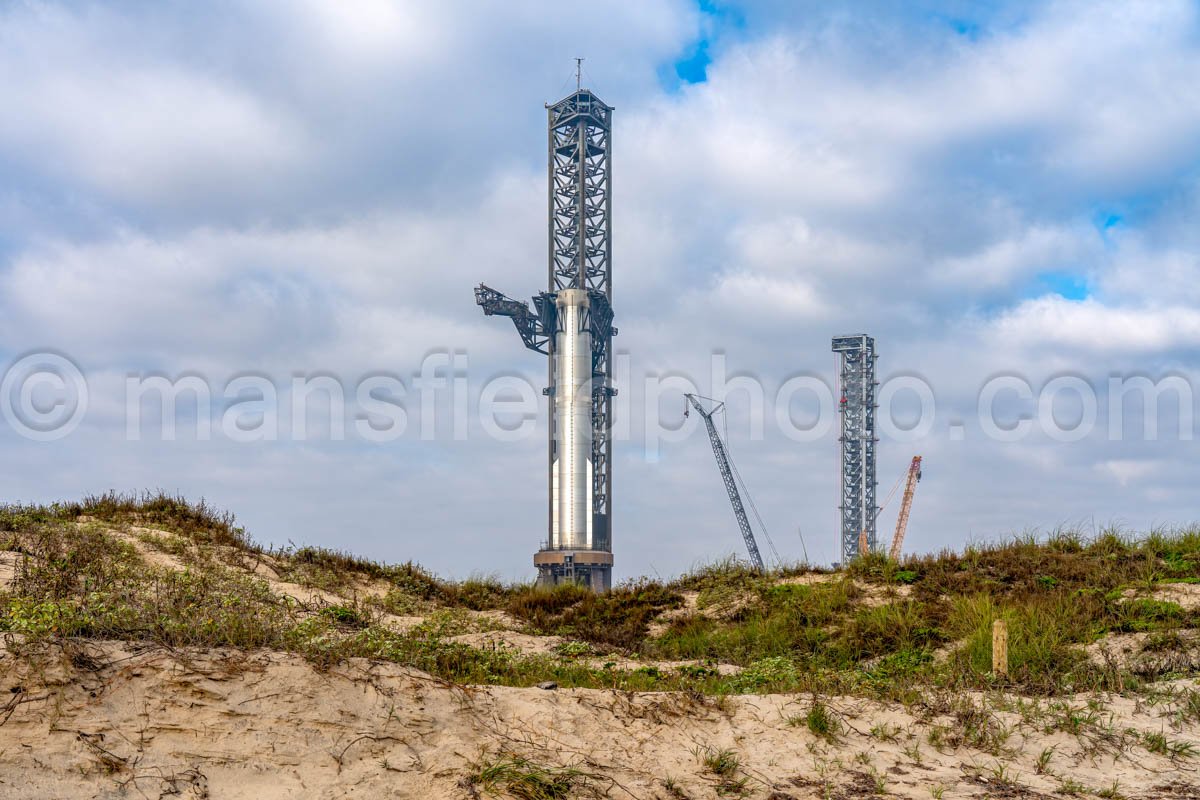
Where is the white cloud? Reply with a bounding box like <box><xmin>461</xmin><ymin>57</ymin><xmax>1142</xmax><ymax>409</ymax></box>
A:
<box><xmin>934</xmin><ymin>224</ymin><xmax>1100</xmax><ymax>290</ymax></box>
<box><xmin>1</xmin><ymin>0</ymin><xmax>1199</xmax><ymax>579</ymax></box>
<box><xmin>0</xmin><ymin>4</ymin><xmax>308</xmax><ymax>213</ymax></box>
<box><xmin>0</xmin><ymin>0</ymin><xmax>701</xmax><ymax>227</ymax></box>
<box><xmin>710</xmin><ymin>271</ymin><xmax>826</xmax><ymax>319</ymax></box>
<box><xmin>1097</xmin><ymin>459</ymin><xmax>1157</xmax><ymax>487</ymax></box>
<box><xmin>989</xmin><ymin>297</ymin><xmax>1200</xmax><ymax>353</ymax></box>
<box><xmin>282</xmin><ymin>0</ymin><xmax>443</xmax><ymax>62</ymax></box>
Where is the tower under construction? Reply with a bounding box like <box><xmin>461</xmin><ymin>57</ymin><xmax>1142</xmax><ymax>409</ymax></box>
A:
<box><xmin>474</xmin><ymin>86</ymin><xmax>615</xmax><ymax>591</ymax></box>
<box><xmin>833</xmin><ymin>334</ymin><xmax>877</xmax><ymax>563</ymax></box>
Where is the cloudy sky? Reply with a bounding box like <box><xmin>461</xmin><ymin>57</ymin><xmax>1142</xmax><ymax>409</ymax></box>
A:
<box><xmin>2</xmin><ymin>0</ymin><xmax>1198</xmax><ymax>581</ymax></box>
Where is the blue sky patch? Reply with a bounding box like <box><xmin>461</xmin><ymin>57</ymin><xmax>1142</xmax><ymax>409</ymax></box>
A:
<box><xmin>659</xmin><ymin>0</ymin><xmax>744</xmax><ymax>91</ymax></box>
<box><xmin>938</xmin><ymin>15</ymin><xmax>981</xmax><ymax>40</ymax></box>
<box><xmin>674</xmin><ymin>37</ymin><xmax>711</xmax><ymax>85</ymax></box>
<box><xmin>1028</xmin><ymin>270</ymin><xmax>1090</xmax><ymax>301</ymax></box>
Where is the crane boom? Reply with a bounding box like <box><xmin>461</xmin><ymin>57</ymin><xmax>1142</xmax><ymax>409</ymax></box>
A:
<box><xmin>684</xmin><ymin>394</ymin><xmax>766</xmax><ymax>572</ymax></box>
<box><xmin>889</xmin><ymin>456</ymin><xmax>923</xmax><ymax>561</ymax></box>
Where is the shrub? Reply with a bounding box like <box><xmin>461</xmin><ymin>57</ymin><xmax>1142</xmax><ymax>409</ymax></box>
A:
<box><xmin>1119</xmin><ymin>599</ymin><xmax>1184</xmax><ymax>632</ymax></box>
<box><xmin>729</xmin><ymin>655</ymin><xmax>797</xmax><ymax>692</ymax></box>
<box><xmin>508</xmin><ymin>580</ymin><xmax>681</xmax><ymax>650</ymax></box>
<box><xmin>788</xmin><ymin>697</ymin><xmax>841</xmax><ymax>741</ymax></box>
<box><xmin>836</xmin><ymin>601</ymin><xmax>943</xmax><ymax>662</ymax></box>
<box><xmin>945</xmin><ymin>593</ymin><xmax>1100</xmax><ymax>690</ymax></box>
<box><xmin>321</xmin><ymin>605</ymin><xmax>368</xmax><ymax>628</ymax></box>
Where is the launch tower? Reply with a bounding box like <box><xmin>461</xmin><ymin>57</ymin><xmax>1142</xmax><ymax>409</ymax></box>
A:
<box><xmin>833</xmin><ymin>334</ymin><xmax>877</xmax><ymax>564</ymax></box>
<box><xmin>474</xmin><ymin>87</ymin><xmax>615</xmax><ymax>591</ymax></box>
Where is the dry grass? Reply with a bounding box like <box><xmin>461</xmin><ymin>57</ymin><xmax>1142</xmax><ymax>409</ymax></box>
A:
<box><xmin>0</xmin><ymin>496</ymin><xmax>1198</xmax><ymax>699</ymax></box>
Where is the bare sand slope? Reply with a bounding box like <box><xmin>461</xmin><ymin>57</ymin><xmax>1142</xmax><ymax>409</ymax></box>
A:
<box><xmin>1</xmin><ymin>642</ymin><xmax>1196</xmax><ymax>800</ymax></box>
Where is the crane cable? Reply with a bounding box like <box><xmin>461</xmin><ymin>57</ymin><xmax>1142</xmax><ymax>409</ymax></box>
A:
<box><xmin>732</xmin><ymin>458</ymin><xmax>782</xmax><ymax>567</ymax></box>
<box><xmin>719</xmin><ymin>407</ymin><xmax>782</xmax><ymax>568</ymax></box>
<box><xmin>875</xmin><ymin>466</ymin><xmax>906</xmax><ymax>520</ymax></box>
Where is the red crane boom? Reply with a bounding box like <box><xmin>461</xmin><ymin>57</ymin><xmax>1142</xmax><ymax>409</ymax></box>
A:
<box><xmin>889</xmin><ymin>456</ymin><xmax>923</xmax><ymax>561</ymax></box>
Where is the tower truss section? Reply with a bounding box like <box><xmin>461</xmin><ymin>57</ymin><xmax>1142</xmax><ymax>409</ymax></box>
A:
<box><xmin>833</xmin><ymin>334</ymin><xmax>877</xmax><ymax>564</ymax></box>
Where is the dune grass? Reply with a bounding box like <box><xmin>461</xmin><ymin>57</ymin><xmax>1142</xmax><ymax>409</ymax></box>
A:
<box><xmin>1</xmin><ymin>494</ymin><xmax>1198</xmax><ymax>698</ymax></box>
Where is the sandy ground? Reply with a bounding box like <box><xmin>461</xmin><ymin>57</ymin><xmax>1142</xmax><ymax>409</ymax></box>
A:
<box><xmin>1086</xmin><ymin>630</ymin><xmax>1200</xmax><ymax>674</ymax></box>
<box><xmin>0</xmin><ymin>553</ymin><xmax>17</xmax><ymax>590</ymax></box>
<box><xmin>448</xmin><ymin>629</ymin><xmax>566</xmax><ymax>656</ymax></box>
<box><xmin>1152</xmin><ymin>582</ymin><xmax>1200</xmax><ymax>611</ymax></box>
<box><xmin>0</xmin><ymin>641</ymin><xmax>1196</xmax><ymax>800</ymax></box>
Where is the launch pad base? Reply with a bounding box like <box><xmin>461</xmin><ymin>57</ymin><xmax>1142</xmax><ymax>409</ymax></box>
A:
<box><xmin>534</xmin><ymin>549</ymin><xmax>612</xmax><ymax>592</ymax></box>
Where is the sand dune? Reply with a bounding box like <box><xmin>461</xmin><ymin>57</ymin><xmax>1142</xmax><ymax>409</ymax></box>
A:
<box><xmin>1</xmin><ymin>640</ymin><xmax>1197</xmax><ymax>799</ymax></box>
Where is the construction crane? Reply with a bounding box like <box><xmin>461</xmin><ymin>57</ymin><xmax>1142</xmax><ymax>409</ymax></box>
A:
<box><xmin>888</xmin><ymin>456</ymin><xmax>923</xmax><ymax>561</ymax></box>
<box><xmin>684</xmin><ymin>394</ymin><xmax>778</xmax><ymax>572</ymax></box>
<box><xmin>861</xmin><ymin>462</ymin><xmax>908</xmax><ymax>557</ymax></box>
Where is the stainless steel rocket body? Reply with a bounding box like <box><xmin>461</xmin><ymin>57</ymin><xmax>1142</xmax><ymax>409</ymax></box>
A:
<box><xmin>552</xmin><ymin>288</ymin><xmax>592</xmax><ymax>550</ymax></box>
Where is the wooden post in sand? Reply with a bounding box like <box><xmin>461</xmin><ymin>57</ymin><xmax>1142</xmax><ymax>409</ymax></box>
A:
<box><xmin>992</xmin><ymin>619</ymin><xmax>1008</xmax><ymax>678</ymax></box>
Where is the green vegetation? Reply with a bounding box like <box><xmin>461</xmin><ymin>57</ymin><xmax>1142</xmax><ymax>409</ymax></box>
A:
<box><xmin>469</xmin><ymin>752</ymin><xmax>594</xmax><ymax>799</ymax></box>
<box><xmin>1</xmin><ymin>495</ymin><xmax>1199</xmax><ymax>699</ymax></box>
<box><xmin>1142</xmin><ymin>730</ymin><xmax>1197</xmax><ymax>760</ymax></box>
<box><xmin>506</xmin><ymin>579</ymin><xmax>682</xmax><ymax>649</ymax></box>
<box><xmin>697</xmin><ymin>747</ymin><xmax>749</xmax><ymax>797</ymax></box>
<box><xmin>789</xmin><ymin>696</ymin><xmax>841</xmax><ymax>741</ymax></box>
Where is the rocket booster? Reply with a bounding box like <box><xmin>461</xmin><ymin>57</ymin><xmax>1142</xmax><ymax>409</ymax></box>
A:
<box><xmin>552</xmin><ymin>288</ymin><xmax>592</xmax><ymax>550</ymax></box>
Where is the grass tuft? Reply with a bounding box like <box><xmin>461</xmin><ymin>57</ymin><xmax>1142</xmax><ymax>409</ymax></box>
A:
<box><xmin>471</xmin><ymin>753</ymin><xmax>592</xmax><ymax>800</ymax></box>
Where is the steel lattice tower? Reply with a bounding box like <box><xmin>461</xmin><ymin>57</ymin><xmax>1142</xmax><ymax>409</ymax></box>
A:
<box><xmin>474</xmin><ymin>87</ymin><xmax>615</xmax><ymax>591</ymax></box>
<box><xmin>833</xmin><ymin>334</ymin><xmax>877</xmax><ymax>564</ymax></box>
